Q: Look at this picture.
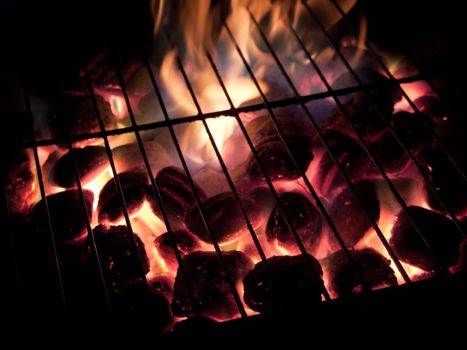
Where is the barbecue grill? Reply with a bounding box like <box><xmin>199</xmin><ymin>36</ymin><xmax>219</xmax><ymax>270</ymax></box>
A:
<box><xmin>1</xmin><ymin>0</ymin><xmax>466</xmax><ymax>345</ymax></box>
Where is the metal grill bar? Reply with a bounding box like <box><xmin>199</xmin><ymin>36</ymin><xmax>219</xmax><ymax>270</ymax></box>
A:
<box><xmin>19</xmin><ymin>75</ymin><xmax>423</xmax><ymax>149</ymax></box>
<box><xmin>330</xmin><ymin>0</ymin><xmax>467</xmax><ymax>183</ymax></box>
<box><xmin>302</xmin><ymin>1</ymin><xmax>466</xmax><ymax>239</ymax></box>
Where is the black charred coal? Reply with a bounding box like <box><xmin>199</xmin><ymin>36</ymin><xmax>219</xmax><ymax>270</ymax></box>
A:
<box><xmin>266</xmin><ymin>192</ymin><xmax>323</xmax><ymax>253</ymax></box>
<box><xmin>185</xmin><ymin>192</ymin><xmax>261</xmax><ymax>244</ymax></box>
<box><xmin>330</xmin><ymin>180</ymin><xmax>380</xmax><ymax>247</ymax></box>
<box><xmin>323</xmin><ymin>93</ymin><xmax>393</xmax><ymax>139</ymax></box>
<box><xmin>244</xmin><ymin>115</ymin><xmax>313</xmax><ymax>181</ymax></box>
<box><xmin>5</xmin><ymin>149</ymin><xmax>36</xmax><ymax>215</ymax></box>
<box><xmin>171</xmin><ymin>251</ymin><xmax>253</xmax><ymax>319</ymax></box>
<box><xmin>243</xmin><ymin>254</ymin><xmax>323</xmax><ymax>314</ymax></box>
<box><xmin>324</xmin><ymin>248</ymin><xmax>397</xmax><ymax>297</ymax></box>
<box><xmin>154</xmin><ymin>230</ymin><xmax>201</xmax><ymax>269</ymax></box>
<box><xmin>414</xmin><ymin>96</ymin><xmax>447</xmax><ymax>121</ymax></box>
<box><xmin>150</xmin><ymin>166</ymin><xmax>206</xmax><ymax>222</ymax></box>
<box><xmin>366</xmin><ymin>129</ymin><xmax>409</xmax><ymax>174</ymax></box>
<box><xmin>51</xmin><ymin>146</ymin><xmax>108</xmax><ymax>188</ymax></box>
<box><xmin>85</xmin><ymin>225</ymin><xmax>149</xmax><ymax>291</ymax></box>
<box><xmin>112</xmin><ymin>281</ymin><xmax>173</xmax><ymax>330</ymax></box>
<box><xmin>420</xmin><ymin>147</ymin><xmax>467</xmax><ymax>216</ymax></box>
<box><xmin>246</xmin><ymin>134</ymin><xmax>313</xmax><ymax>180</ymax></box>
<box><xmin>315</xmin><ymin>130</ymin><xmax>371</xmax><ymax>192</ymax></box>
<box><xmin>49</xmin><ymin>94</ymin><xmax>114</xmax><ymax>143</ymax></box>
<box><xmin>390</xmin><ymin>206</ymin><xmax>462</xmax><ymax>271</ymax></box>
<box><xmin>97</xmin><ymin>171</ymin><xmax>149</xmax><ymax>223</ymax></box>
<box><xmin>173</xmin><ymin>316</ymin><xmax>218</xmax><ymax>334</ymax></box>
<box><xmin>391</xmin><ymin>111</ymin><xmax>435</xmax><ymax>152</ymax></box>
<box><xmin>32</xmin><ymin>189</ymin><xmax>94</xmax><ymax>242</ymax></box>
<box><xmin>332</xmin><ymin>68</ymin><xmax>402</xmax><ymax>104</ymax></box>
<box><xmin>147</xmin><ymin>275</ymin><xmax>174</xmax><ymax>302</ymax></box>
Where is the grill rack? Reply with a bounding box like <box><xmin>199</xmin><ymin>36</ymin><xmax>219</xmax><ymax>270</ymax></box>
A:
<box><xmin>3</xmin><ymin>0</ymin><xmax>466</xmax><ymax>328</ymax></box>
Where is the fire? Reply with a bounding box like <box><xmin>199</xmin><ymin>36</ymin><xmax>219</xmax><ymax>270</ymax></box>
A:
<box><xmin>18</xmin><ymin>0</ymin><xmax>465</xmax><ymax>330</ymax></box>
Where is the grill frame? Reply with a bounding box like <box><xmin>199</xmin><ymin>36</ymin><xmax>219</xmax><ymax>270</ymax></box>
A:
<box><xmin>2</xmin><ymin>0</ymin><xmax>466</xmax><ymax>336</ymax></box>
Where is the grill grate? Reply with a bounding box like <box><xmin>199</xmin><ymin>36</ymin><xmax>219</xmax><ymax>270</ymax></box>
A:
<box><xmin>4</xmin><ymin>0</ymin><xmax>466</xmax><ymax>332</ymax></box>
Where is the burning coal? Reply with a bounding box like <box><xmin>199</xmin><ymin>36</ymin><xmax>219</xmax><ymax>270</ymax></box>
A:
<box><xmin>5</xmin><ymin>0</ymin><xmax>466</xmax><ymax>332</ymax></box>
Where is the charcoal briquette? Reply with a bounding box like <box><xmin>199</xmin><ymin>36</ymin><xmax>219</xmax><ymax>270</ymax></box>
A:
<box><xmin>31</xmin><ymin>189</ymin><xmax>94</xmax><ymax>243</ymax></box>
<box><xmin>154</xmin><ymin>230</ymin><xmax>201</xmax><ymax>269</ymax></box>
<box><xmin>243</xmin><ymin>254</ymin><xmax>323</xmax><ymax>314</ymax></box>
<box><xmin>324</xmin><ymin>248</ymin><xmax>397</xmax><ymax>297</ymax></box>
<box><xmin>391</xmin><ymin>111</ymin><xmax>435</xmax><ymax>153</ymax></box>
<box><xmin>149</xmin><ymin>166</ymin><xmax>206</xmax><ymax>222</ymax></box>
<box><xmin>171</xmin><ymin>251</ymin><xmax>253</xmax><ymax>319</ymax></box>
<box><xmin>329</xmin><ymin>180</ymin><xmax>380</xmax><ymax>247</ymax></box>
<box><xmin>245</xmin><ymin>134</ymin><xmax>313</xmax><ymax>180</ymax></box>
<box><xmin>390</xmin><ymin>206</ymin><xmax>462</xmax><ymax>271</ymax></box>
<box><xmin>266</xmin><ymin>192</ymin><xmax>323</xmax><ymax>253</ymax></box>
<box><xmin>49</xmin><ymin>94</ymin><xmax>115</xmax><ymax>145</ymax></box>
<box><xmin>420</xmin><ymin>147</ymin><xmax>467</xmax><ymax>216</ymax></box>
<box><xmin>85</xmin><ymin>224</ymin><xmax>150</xmax><ymax>291</ymax></box>
<box><xmin>51</xmin><ymin>146</ymin><xmax>108</xmax><ymax>188</ymax></box>
<box><xmin>244</xmin><ymin>115</ymin><xmax>314</xmax><ymax>181</ymax></box>
<box><xmin>185</xmin><ymin>192</ymin><xmax>261</xmax><ymax>244</ymax></box>
<box><xmin>5</xmin><ymin>149</ymin><xmax>37</xmax><ymax>215</ymax></box>
<box><xmin>315</xmin><ymin>130</ymin><xmax>371</xmax><ymax>192</ymax></box>
<box><xmin>97</xmin><ymin>171</ymin><xmax>149</xmax><ymax>223</ymax></box>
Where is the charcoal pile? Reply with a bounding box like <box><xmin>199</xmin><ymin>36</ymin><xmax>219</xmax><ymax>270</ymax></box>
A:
<box><xmin>243</xmin><ymin>254</ymin><xmax>323</xmax><ymax>313</ymax></box>
<box><xmin>171</xmin><ymin>251</ymin><xmax>253</xmax><ymax>319</ymax></box>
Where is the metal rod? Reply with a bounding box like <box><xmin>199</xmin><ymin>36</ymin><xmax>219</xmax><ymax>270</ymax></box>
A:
<box><xmin>19</xmin><ymin>75</ymin><xmax>424</xmax><ymax>150</ymax></box>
